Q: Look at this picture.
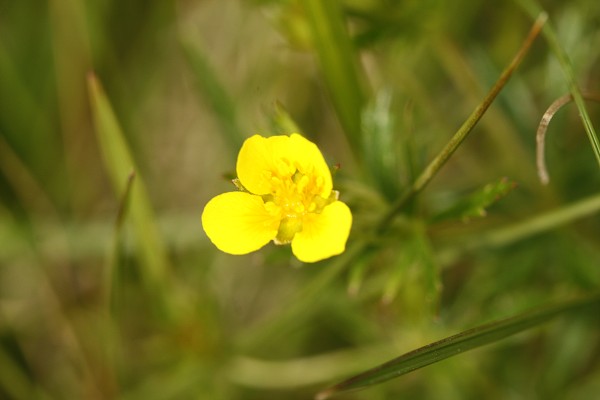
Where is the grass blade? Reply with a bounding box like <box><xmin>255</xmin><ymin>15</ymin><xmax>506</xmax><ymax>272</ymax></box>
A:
<box><xmin>181</xmin><ymin>39</ymin><xmax>244</xmax><ymax>156</ymax></box>
<box><xmin>462</xmin><ymin>191</ymin><xmax>600</xmax><ymax>251</ymax></box>
<box><xmin>302</xmin><ymin>0</ymin><xmax>365</xmax><ymax>156</ymax></box>
<box><xmin>87</xmin><ymin>73</ymin><xmax>171</xmax><ymax>300</ymax></box>
<box><xmin>317</xmin><ymin>291</ymin><xmax>600</xmax><ymax>399</ymax></box>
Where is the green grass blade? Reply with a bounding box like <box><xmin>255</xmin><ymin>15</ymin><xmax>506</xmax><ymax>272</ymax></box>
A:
<box><xmin>302</xmin><ymin>0</ymin><xmax>365</xmax><ymax>156</ymax></box>
<box><xmin>436</xmin><ymin>193</ymin><xmax>600</xmax><ymax>266</ymax></box>
<box><xmin>87</xmin><ymin>73</ymin><xmax>171</xmax><ymax>298</ymax></box>
<box><xmin>181</xmin><ymin>39</ymin><xmax>244</xmax><ymax>156</ymax></box>
<box><xmin>0</xmin><ymin>40</ymin><xmax>58</xmax><ymax>196</ymax></box>
<box><xmin>462</xmin><ymin>191</ymin><xmax>600</xmax><ymax>251</ymax></box>
<box><xmin>317</xmin><ymin>292</ymin><xmax>600</xmax><ymax>399</ymax></box>
<box><xmin>103</xmin><ymin>171</ymin><xmax>135</xmax><ymax>315</ymax></box>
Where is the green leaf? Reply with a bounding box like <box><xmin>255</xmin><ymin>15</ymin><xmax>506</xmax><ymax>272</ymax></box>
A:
<box><xmin>316</xmin><ymin>292</ymin><xmax>600</xmax><ymax>399</ymax></box>
<box><xmin>431</xmin><ymin>177</ymin><xmax>517</xmax><ymax>223</ymax></box>
<box><xmin>87</xmin><ymin>73</ymin><xmax>170</xmax><ymax>298</ymax></box>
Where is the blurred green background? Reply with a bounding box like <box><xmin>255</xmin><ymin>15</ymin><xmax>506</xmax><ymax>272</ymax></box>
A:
<box><xmin>1</xmin><ymin>0</ymin><xmax>599</xmax><ymax>399</ymax></box>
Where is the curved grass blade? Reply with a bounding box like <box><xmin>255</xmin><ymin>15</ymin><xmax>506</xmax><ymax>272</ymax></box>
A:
<box><xmin>316</xmin><ymin>292</ymin><xmax>600</xmax><ymax>399</ymax></box>
<box><xmin>536</xmin><ymin>93</ymin><xmax>600</xmax><ymax>184</ymax></box>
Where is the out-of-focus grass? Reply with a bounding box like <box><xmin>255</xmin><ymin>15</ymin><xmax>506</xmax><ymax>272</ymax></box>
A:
<box><xmin>0</xmin><ymin>1</ymin><xmax>599</xmax><ymax>399</ymax></box>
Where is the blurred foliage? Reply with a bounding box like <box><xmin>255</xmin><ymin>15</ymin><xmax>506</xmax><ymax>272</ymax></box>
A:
<box><xmin>0</xmin><ymin>0</ymin><xmax>600</xmax><ymax>399</ymax></box>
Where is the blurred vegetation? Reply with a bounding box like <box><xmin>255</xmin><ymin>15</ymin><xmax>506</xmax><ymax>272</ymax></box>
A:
<box><xmin>1</xmin><ymin>0</ymin><xmax>599</xmax><ymax>399</ymax></box>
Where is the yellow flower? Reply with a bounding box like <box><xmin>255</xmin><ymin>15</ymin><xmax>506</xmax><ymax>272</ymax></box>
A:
<box><xmin>202</xmin><ymin>133</ymin><xmax>352</xmax><ymax>263</ymax></box>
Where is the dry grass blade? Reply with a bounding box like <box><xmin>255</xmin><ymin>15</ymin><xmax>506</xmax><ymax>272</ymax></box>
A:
<box><xmin>537</xmin><ymin>93</ymin><xmax>600</xmax><ymax>184</ymax></box>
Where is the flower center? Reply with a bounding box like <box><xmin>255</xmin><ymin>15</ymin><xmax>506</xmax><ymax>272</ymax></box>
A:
<box><xmin>262</xmin><ymin>159</ymin><xmax>334</xmax><ymax>244</ymax></box>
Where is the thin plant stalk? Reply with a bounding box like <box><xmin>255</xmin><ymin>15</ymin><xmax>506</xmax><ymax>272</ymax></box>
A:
<box><xmin>437</xmin><ymin>191</ymin><xmax>600</xmax><ymax>265</ymax></box>
<box><xmin>238</xmin><ymin>14</ymin><xmax>547</xmax><ymax>352</ymax></box>
<box><xmin>378</xmin><ymin>12</ymin><xmax>547</xmax><ymax>228</ymax></box>
<box><xmin>536</xmin><ymin>93</ymin><xmax>600</xmax><ymax>184</ymax></box>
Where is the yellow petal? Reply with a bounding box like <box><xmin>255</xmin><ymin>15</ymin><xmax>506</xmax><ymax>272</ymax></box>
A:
<box><xmin>291</xmin><ymin>201</ymin><xmax>352</xmax><ymax>263</ymax></box>
<box><xmin>201</xmin><ymin>192</ymin><xmax>279</xmax><ymax>255</ymax></box>
<box><xmin>236</xmin><ymin>134</ymin><xmax>332</xmax><ymax>197</ymax></box>
<box><xmin>287</xmin><ymin>134</ymin><xmax>332</xmax><ymax>197</ymax></box>
<box><xmin>236</xmin><ymin>135</ymin><xmax>291</xmax><ymax>195</ymax></box>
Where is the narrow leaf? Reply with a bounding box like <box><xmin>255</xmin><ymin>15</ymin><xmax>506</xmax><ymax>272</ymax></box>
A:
<box><xmin>362</xmin><ymin>90</ymin><xmax>401</xmax><ymax>200</ymax></box>
<box><xmin>317</xmin><ymin>292</ymin><xmax>600</xmax><ymax>399</ymax></box>
<box><xmin>87</xmin><ymin>73</ymin><xmax>170</xmax><ymax>295</ymax></box>
<box><xmin>302</xmin><ymin>0</ymin><xmax>365</xmax><ymax>157</ymax></box>
<box><xmin>431</xmin><ymin>177</ymin><xmax>517</xmax><ymax>223</ymax></box>
<box><xmin>181</xmin><ymin>39</ymin><xmax>244</xmax><ymax>156</ymax></box>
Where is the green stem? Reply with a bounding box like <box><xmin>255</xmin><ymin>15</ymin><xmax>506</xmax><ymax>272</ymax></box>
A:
<box><xmin>464</xmin><ymin>192</ymin><xmax>600</xmax><ymax>251</ymax></box>
<box><xmin>435</xmin><ymin>192</ymin><xmax>600</xmax><ymax>266</ymax></box>
<box><xmin>378</xmin><ymin>12</ymin><xmax>547</xmax><ymax>229</ymax></box>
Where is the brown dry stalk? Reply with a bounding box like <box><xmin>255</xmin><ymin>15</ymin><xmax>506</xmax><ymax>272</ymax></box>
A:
<box><xmin>536</xmin><ymin>92</ymin><xmax>600</xmax><ymax>184</ymax></box>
